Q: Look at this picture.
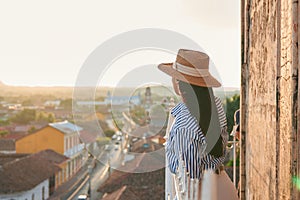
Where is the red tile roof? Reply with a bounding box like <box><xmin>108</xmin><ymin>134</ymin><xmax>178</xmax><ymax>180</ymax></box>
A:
<box><xmin>98</xmin><ymin>140</ymin><xmax>165</xmax><ymax>200</ymax></box>
<box><xmin>79</xmin><ymin>130</ymin><xmax>97</xmax><ymax>144</ymax></box>
<box><xmin>0</xmin><ymin>149</ymin><xmax>68</xmax><ymax>194</ymax></box>
<box><xmin>0</xmin><ymin>139</ymin><xmax>15</xmax><ymax>151</ymax></box>
<box><xmin>2</xmin><ymin>133</ymin><xmax>27</xmax><ymax>140</ymax></box>
<box><xmin>0</xmin><ymin>153</ymin><xmax>28</xmax><ymax>165</ymax></box>
<box><xmin>98</xmin><ymin>168</ymin><xmax>165</xmax><ymax>200</ymax></box>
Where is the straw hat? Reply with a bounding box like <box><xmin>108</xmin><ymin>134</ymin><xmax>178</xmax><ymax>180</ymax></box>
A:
<box><xmin>158</xmin><ymin>49</ymin><xmax>221</xmax><ymax>87</ymax></box>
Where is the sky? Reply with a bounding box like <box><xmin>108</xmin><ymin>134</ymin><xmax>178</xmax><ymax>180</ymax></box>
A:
<box><xmin>0</xmin><ymin>0</ymin><xmax>240</xmax><ymax>88</ymax></box>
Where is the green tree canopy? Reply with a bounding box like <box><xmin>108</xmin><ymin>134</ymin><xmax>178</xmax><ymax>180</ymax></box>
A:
<box><xmin>104</xmin><ymin>129</ymin><xmax>115</xmax><ymax>138</ymax></box>
<box><xmin>59</xmin><ymin>98</ymin><xmax>73</xmax><ymax>110</ymax></box>
<box><xmin>130</xmin><ymin>105</ymin><xmax>147</xmax><ymax>126</ymax></box>
<box><xmin>47</xmin><ymin>113</ymin><xmax>55</xmax><ymax>123</ymax></box>
<box><xmin>0</xmin><ymin>130</ymin><xmax>9</xmax><ymax>137</ymax></box>
<box><xmin>22</xmin><ymin>99</ymin><xmax>33</xmax><ymax>106</ymax></box>
<box><xmin>28</xmin><ymin>126</ymin><xmax>36</xmax><ymax>133</ymax></box>
<box><xmin>225</xmin><ymin>94</ymin><xmax>240</xmax><ymax>133</ymax></box>
<box><xmin>36</xmin><ymin>111</ymin><xmax>56</xmax><ymax>123</ymax></box>
<box><xmin>11</xmin><ymin>109</ymin><xmax>36</xmax><ymax>124</ymax></box>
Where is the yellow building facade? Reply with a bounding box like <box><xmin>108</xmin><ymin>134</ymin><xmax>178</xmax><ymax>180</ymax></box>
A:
<box><xmin>15</xmin><ymin>121</ymin><xmax>86</xmax><ymax>189</ymax></box>
<box><xmin>16</xmin><ymin>126</ymin><xmax>64</xmax><ymax>154</ymax></box>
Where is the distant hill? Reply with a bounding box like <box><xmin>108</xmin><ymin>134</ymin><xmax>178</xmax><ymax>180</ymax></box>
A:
<box><xmin>0</xmin><ymin>82</ymin><xmax>240</xmax><ymax>101</ymax></box>
<box><xmin>0</xmin><ymin>84</ymin><xmax>74</xmax><ymax>99</ymax></box>
<box><xmin>0</xmin><ymin>83</ymin><xmax>111</xmax><ymax>99</ymax></box>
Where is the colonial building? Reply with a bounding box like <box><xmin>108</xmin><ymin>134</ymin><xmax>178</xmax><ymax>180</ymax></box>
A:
<box><xmin>15</xmin><ymin>121</ymin><xmax>86</xmax><ymax>188</ymax></box>
<box><xmin>0</xmin><ymin>150</ymin><xmax>68</xmax><ymax>200</ymax></box>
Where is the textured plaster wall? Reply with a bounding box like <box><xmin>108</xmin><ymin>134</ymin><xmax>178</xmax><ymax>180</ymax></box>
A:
<box><xmin>246</xmin><ymin>1</ymin><xmax>277</xmax><ymax>199</ymax></box>
<box><xmin>242</xmin><ymin>0</ymin><xmax>298</xmax><ymax>199</ymax></box>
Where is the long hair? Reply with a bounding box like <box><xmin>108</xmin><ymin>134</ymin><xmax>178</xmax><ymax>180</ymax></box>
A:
<box><xmin>178</xmin><ymin>81</ymin><xmax>223</xmax><ymax>158</ymax></box>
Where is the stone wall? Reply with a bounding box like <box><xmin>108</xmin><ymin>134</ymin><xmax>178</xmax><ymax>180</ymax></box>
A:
<box><xmin>241</xmin><ymin>0</ymin><xmax>299</xmax><ymax>199</ymax></box>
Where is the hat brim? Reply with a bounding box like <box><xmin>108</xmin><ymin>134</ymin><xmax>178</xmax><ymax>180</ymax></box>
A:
<box><xmin>158</xmin><ymin>63</ymin><xmax>221</xmax><ymax>87</ymax></box>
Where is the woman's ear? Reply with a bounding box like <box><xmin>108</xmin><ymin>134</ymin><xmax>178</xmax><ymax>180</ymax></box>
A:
<box><xmin>172</xmin><ymin>78</ymin><xmax>180</xmax><ymax>95</ymax></box>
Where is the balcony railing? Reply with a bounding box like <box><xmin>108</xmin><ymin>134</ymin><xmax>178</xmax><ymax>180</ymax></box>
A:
<box><xmin>166</xmin><ymin>138</ymin><xmax>239</xmax><ymax>200</ymax></box>
<box><xmin>64</xmin><ymin>143</ymin><xmax>85</xmax><ymax>158</ymax></box>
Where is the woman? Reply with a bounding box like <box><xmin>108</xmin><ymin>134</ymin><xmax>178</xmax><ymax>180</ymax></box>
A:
<box><xmin>158</xmin><ymin>49</ymin><xmax>238</xmax><ymax>199</ymax></box>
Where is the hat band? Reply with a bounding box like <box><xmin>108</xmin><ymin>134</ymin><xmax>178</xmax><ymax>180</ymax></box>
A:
<box><xmin>172</xmin><ymin>62</ymin><xmax>210</xmax><ymax>77</ymax></box>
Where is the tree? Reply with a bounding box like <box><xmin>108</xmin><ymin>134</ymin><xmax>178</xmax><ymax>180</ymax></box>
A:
<box><xmin>0</xmin><ymin>130</ymin><xmax>9</xmax><ymax>137</ymax></box>
<box><xmin>59</xmin><ymin>98</ymin><xmax>73</xmax><ymax>110</ymax></box>
<box><xmin>225</xmin><ymin>94</ymin><xmax>240</xmax><ymax>134</ymax></box>
<box><xmin>0</xmin><ymin>119</ymin><xmax>10</xmax><ymax>126</ymax></box>
<box><xmin>104</xmin><ymin>129</ymin><xmax>115</xmax><ymax>138</ymax></box>
<box><xmin>11</xmin><ymin>109</ymin><xmax>36</xmax><ymax>124</ymax></box>
<box><xmin>130</xmin><ymin>105</ymin><xmax>147</xmax><ymax>126</ymax></box>
<box><xmin>36</xmin><ymin>111</ymin><xmax>56</xmax><ymax>123</ymax></box>
<box><xmin>36</xmin><ymin>112</ymin><xmax>47</xmax><ymax>122</ymax></box>
<box><xmin>22</xmin><ymin>99</ymin><xmax>33</xmax><ymax>106</ymax></box>
<box><xmin>47</xmin><ymin>113</ymin><xmax>55</xmax><ymax>123</ymax></box>
<box><xmin>28</xmin><ymin>126</ymin><xmax>36</xmax><ymax>133</ymax></box>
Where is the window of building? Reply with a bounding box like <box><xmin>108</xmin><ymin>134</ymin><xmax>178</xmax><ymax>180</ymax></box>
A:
<box><xmin>31</xmin><ymin>194</ymin><xmax>35</xmax><ymax>200</ymax></box>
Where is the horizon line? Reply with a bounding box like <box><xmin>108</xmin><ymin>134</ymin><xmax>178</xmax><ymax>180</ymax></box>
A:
<box><xmin>0</xmin><ymin>80</ymin><xmax>240</xmax><ymax>89</ymax></box>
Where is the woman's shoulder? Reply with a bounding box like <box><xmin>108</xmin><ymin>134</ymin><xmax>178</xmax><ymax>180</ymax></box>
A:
<box><xmin>172</xmin><ymin>113</ymin><xmax>194</xmax><ymax>129</ymax></box>
<box><xmin>171</xmin><ymin>124</ymin><xmax>206</xmax><ymax>144</ymax></box>
<box><xmin>171</xmin><ymin>103</ymin><xmax>193</xmax><ymax>121</ymax></box>
<box><xmin>171</xmin><ymin>105</ymin><xmax>199</xmax><ymax>132</ymax></box>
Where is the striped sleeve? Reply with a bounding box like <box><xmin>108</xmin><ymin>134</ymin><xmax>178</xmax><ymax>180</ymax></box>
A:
<box><xmin>215</xmin><ymin>97</ymin><xmax>228</xmax><ymax>153</ymax></box>
<box><xmin>215</xmin><ymin>97</ymin><xmax>227</xmax><ymax>128</ymax></box>
<box><xmin>172</xmin><ymin>128</ymin><xmax>206</xmax><ymax>179</ymax></box>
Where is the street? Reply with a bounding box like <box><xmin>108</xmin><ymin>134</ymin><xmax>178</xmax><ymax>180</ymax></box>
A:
<box><xmin>72</xmin><ymin>140</ymin><xmax>123</xmax><ymax>200</ymax></box>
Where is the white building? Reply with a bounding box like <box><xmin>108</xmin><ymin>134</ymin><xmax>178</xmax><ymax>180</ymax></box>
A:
<box><xmin>0</xmin><ymin>180</ymin><xmax>49</xmax><ymax>200</ymax></box>
<box><xmin>105</xmin><ymin>95</ymin><xmax>141</xmax><ymax>106</ymax></box>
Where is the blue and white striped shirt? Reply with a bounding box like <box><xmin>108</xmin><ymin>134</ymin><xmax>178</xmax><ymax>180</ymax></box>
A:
<box><xmin>165</xmin><ymin>97</ymin><xmax>228</xmax><ymax>179</ymax></box>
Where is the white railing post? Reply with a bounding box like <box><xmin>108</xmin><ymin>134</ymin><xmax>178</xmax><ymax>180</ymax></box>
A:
<box><xmin>167</xmin><ymin>194</ymin><xmax>171</xmax><ymax>200</ymax></box>
<box><xmin>184</xmin><ymin>172</ymin><xmax>189</xmax><ymax>200</ymax></box>
<box><xmin>200</xmin><ymin>170</ymin><xmax>217</xmax><ymax>200</ymax></box>
<box><xmin>189</xmin><ymin>179</ymin><xmax>194</xmax><ymax>200</ymax></box>
<box><xmin>194</xmin><ymin>179</ymin><xmax>199</xmax><ymax>199</ymax></box>
<box><xmin>233</xmin><ymin>134</ymin><xmax>236</xmax><ymax>188</ymax></box>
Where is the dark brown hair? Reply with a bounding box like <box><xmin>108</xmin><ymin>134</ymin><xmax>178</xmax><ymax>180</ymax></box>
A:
<box><xmin>178</xmin><ymin>81</ymin><xmax>223</xmax><ymax>157</ymax></box>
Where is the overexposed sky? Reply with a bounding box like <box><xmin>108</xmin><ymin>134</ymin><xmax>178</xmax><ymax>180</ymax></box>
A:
<box><xmin>0</xmin><ymin>0</ymin><xmax>240</xmax><ymax>87</ymax></box>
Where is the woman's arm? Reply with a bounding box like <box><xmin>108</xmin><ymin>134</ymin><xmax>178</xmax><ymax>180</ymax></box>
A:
<box><xmin>173</xmin><ymin>128</ymin><xmax>206</xmax><ymax>179</ymax></box>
